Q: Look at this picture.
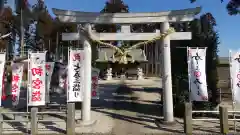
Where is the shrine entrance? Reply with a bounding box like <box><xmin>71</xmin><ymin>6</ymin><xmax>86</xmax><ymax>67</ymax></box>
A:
<box><xmin>53</xmin><ymin>7</ymin><xmax>201</xmax><ymax>124</ymax></box>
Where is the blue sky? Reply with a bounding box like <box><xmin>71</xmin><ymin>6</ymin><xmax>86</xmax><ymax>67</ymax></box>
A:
<box><xmin>33</xmin><ymin>0</ymin><xmax>239</xmax><ymax>57</ymax></box>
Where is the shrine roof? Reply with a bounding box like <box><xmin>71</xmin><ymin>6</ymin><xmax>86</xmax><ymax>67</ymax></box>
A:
<box><xmin>219</xmin><ymin>57</ymin><xmax>229</xmax><ymax>65</ymax></box>
<box><xmin>52</xmin><ymin>7</ymin><xmax>201</xmax><ymax>24</ymax></box>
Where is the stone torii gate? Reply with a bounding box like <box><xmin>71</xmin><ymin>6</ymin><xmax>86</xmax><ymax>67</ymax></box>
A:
<box><xmin>52</xmin><ymin>7</ymin><xmax>201</xmax><ymax>124</ymax></box>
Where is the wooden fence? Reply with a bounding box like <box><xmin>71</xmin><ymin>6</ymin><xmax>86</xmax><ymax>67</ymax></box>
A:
<box><xmin>0</xmin><ymin>103</ymin><xmax>76</xmax><ymax>135</ymax></box>
<box><xmin>184</xmin><ymin>102</ymin><xmax>237</xmax><ymax>134</ymax></box>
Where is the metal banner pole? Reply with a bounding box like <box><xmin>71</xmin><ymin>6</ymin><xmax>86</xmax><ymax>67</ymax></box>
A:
<box><xmin>67</xmin><ymin>47</ymin><xmax>70</xmax><ymax>101</ymax></box>
<box><xmin>187</xmin><ymin>46</ymin><xmax>191</xmax><ymax>102</ymax></box>
<box><xmin>229</xmin><ymin>50</ymin><xmax>236</xmax><ymax>133</ymax></box>
<box><xmin>26</xmin><ymin>50</ymin><xmax>30</xmax><ymax>134</ymax></box>
<box><xmin>233</xmin><ymin>102</ymin><xmax>236</xmax><ymax>133</ymax></box>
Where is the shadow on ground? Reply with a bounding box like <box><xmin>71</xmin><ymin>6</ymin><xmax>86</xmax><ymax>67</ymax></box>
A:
<box><xmin>0</xmin><ymin>82</ymin><xmax>225</xmax><ymax>134</ymax></box>
<box><xmin>92</xmin><ymin>84</ymin><xmax>163</xmax><ymax>117</ymax></box>
<box><xmin>91</xmin><ymin>83</ymin><xmax>226</xmax><ymax>134</ymax></box>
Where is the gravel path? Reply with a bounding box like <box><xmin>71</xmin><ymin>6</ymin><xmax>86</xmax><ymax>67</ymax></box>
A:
<box><xmin>1</xmin><ymin>78</ymin><xmax>239</xmax><ymax>134</ymax></box>
<box><xmin>104</xmin><ymin>79</ymin><xmax>240</xmax><ymax>134</ymax></box>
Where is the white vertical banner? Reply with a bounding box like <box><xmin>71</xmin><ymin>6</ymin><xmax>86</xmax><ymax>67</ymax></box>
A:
<box><xmin>28</xmin><ymin>52</ymin><xmax>46</xmax><ymax>106</ymax></box>
<box><xmin>67</xmin><ymin>48</ymin><xmax>84</xmax><ymax>102</ymax></box>
<box><xmin>45</xmin><ymin>62</ymin><xmax>55</xmax><ymax>103</ymax></box>
<box><xmin>0</xmin><ymin>53</ymin><xmax>5</xmax><ymax>106</ymax></box>
<box><xmin>188</xmin><ymin>47</ymin><xmax>208</xmax><ymax>101</ymax></box>
<box><xmin>92</xmin><ymin>68</ymin><xmax>100</xmax><ymax>99</ymax></box>
<box><xmin>229</xmin><ymin>50</ymin><xmax>240</xmax><ymax>104</ymax></box>
<box><xmin>11</xmin><ymin>63</ymin><xmax>24</xmax><ymax>106</ymax></box>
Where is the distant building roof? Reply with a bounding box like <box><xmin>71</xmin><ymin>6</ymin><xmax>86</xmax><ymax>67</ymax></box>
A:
<box><xmin>96</xmin><ymin>47</ymin><xmax>147</xmax><ymax>63</ymax></box>
<box><xmin>219</xmin><ymin>57</ymin><xmax>229</xmax><ymax>64</ymax></box>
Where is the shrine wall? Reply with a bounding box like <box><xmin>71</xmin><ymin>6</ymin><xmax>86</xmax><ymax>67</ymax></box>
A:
<box><xmin>217</xmin><ymin>57</ymin><xmax>230</xmax><ymax>90</ymax></box>
<box><xmin>142</xmin><ymin>22</ymin><xmax>190</xmax><ymax>77</ymax></box>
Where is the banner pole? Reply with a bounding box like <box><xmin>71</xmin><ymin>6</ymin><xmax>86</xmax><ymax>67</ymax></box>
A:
<box><xmin>187</xmin><ymin>46</ymin><xmax>191</xmax><ymax>103</ymax></box>
<box><xmin>67</xmin><ymin>47</ymin><xmax>70</xmax><ymax>102</ymax></box>
<box><xmin>229</xmin><ymin>50</ymin><xmax>236</xmax><ymax>133</ymax></box>
<box><xmin>233</xmin><ymin>102</ymin><xmax>236</xmax><ymax>133</ymax></box>
<box><xmin>0</xmin><ymin>52</ymin><xmax>6</xmax><ymax>107</ymax></box>
<box><xmin>26</xmin><ymin>50</ymin><xmax>30</xmax><ymax>134</ymax></box>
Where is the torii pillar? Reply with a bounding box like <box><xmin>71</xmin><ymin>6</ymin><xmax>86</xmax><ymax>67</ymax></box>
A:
<box><xmin>160</xmin><ymin>22</ymin><xmax>173</xmax><ymax>122</ymax></box>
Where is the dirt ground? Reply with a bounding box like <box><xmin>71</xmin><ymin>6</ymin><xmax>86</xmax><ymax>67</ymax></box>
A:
<box><xmin>103</xmin><ymin>78</ymin><xmax>240</xmax><ymax>134</ymax></box>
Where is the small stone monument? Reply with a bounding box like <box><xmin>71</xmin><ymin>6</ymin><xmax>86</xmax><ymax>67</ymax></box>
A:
<box><xmin>106</xmin><ymin>68</ymin><xmax>112</xmax><ymax>80</ymax></box>
<box><xmin>137</xmin><ymin>67</ymin><xmax>144</xmax><ymax>80</ymax></box>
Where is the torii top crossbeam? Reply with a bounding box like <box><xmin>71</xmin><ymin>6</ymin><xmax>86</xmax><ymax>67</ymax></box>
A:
<box><xmin>52</xmin><ymin>7</ymin><xmax>201</xmax><ymax>24</ymax></box>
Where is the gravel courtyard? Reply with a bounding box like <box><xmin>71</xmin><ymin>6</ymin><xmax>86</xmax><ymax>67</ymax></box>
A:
<box><xmin>0</xmin><ymin>78</ymin><xmax>239</xmax><ymax>134</ymax></box>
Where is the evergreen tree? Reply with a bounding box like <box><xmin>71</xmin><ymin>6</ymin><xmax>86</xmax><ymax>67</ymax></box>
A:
<box><xmin>95</xmin><ymin>0</ymin><xmax>129</xmax><ymax>33</ymax></box>
<box><xmin>190</xmin><ymin>0</ymin><xmax>240</xmax><ymax>15</ymax></box>
<box><xmin>193</xmin><ymin>13</ymin><xmax>220</xmax><ymax>104</ymax></box>
<box><xmin>21</xmin><ymin>0</ymin><xmax>55</xmax><ymax>53</ymax></box>
<box><xmin>23</xmin><ymin>20</ymin><xmax>38</xmax><ymax>52</ymax></box>
<box><xmin>227</xmin><ymin>0</ymin><xmax>240</xmax><ymax>15</ymax></box>
<box><xmin>172</xmin><ymin>13</ymin><xmax>220</xmax><ymax>115</ymax></box>
<box><xmin>0</xmin><ymin>7</ymin><xmax>14</xmax><ymax>59</ymax></box>
<box><xmin>102</xmin><ymin>0</ymin><xmax>129</xmax><ymax>13</ymax></box>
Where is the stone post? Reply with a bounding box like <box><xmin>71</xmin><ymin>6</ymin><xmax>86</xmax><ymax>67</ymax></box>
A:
<box><xmin>160</xmin><ymin>22</ymin><xmax>174</xmax><ymax>122</ymax></box>
<box><xmin>219</xmin><ymin>106</ymin><xmax>229</xmax><ymax>134</ymax></box>
<box><xmin>67</xmin><ymin>103</ymin><xmax>75</xmax><ymax>135</ymax></box>
<box><xmin>31</xmin><ymin>107</ymin><xmax>38</xmax><ymax>135</ymax></box>
<box><xmin>184</xmin><ymin>103</ymin><xmax>192</xmax><ymax>134</ymax></box>
<box><xmin>137</xmin><ymin>67</ymin><xmax>144</xmax><ymax>80</ymax></box>
<box><xmin>106</xmin><ymin>68</ymin><xmax>112</xmax><ymax>80</ymax></box>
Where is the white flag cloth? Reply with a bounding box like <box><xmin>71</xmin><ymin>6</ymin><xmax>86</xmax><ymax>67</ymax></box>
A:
<box><xmin>11</xmin><ymin>63</ymin><xmax>24</xmax><ymax>106</ymax></box>
<box><xmin>67</xmin><ymin>49</ymin><xmax>84</xmax><ymax>102</ymax></box>
<box><xmin>92</xmin><ymin>68</ymin><xmax>100</xmax><ymax>99</ymax></box>
<box><xmin>0</xmin><ymin>53</ymin><xmax>5</xmax><ymax>106</ymax></box>
<box><xmin>188</xmin><ymin>47</ymin><xmax>208</xmax><ymax>101</ymax></box>
<box><xmin>28</xmin><ymin>52</ymin><xmax>46</xmax><ymax>106</ymax></box>
<box><xmin>230</xmin><ymin>51</ymin><xmax>240</xmax><ymax>104</ymax></box>
<box><xmin>45</xmin><ymin>62</ymin><xmax>55</xmax><ymax>103</ymax></box>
